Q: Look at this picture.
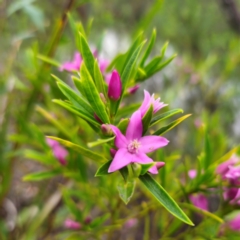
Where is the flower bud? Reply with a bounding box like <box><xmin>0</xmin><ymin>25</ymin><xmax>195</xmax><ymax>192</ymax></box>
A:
<box><xmin>127</xmin><ymin>84</ymin><xmax>140</xmax><ymax>94</ymax></box>
<box><xmin>94</xmin><ymin>113</ymin><xmax>103</xmax><ymax>124</ymax></box>
<box><xmin>108</xmin><ymin>70</ymin><xmax>122</xmax><ymax>101</ymax></box>
<box><xmin>99</xmin><ymin>93</ymin><xmax>107</xmax><ymax>104</ymax></box>
<box><xmin>110</xmin><ymin>148</ymin><xmax>117</xmax><ymax>158</ymax></box>
<box><xmin>156</xmin><ymin>162</ymin><xmax>165</xmax><ymax>170</ymax></box>
<box><xmin>64</xmin><ymin>219</ymin><xmax>81</xmax><ymax>230</ymax></box>
<box><xmin>101</xmin><ymin>124</ymin><xmax>113</xmax><ymax>136</ymax></box>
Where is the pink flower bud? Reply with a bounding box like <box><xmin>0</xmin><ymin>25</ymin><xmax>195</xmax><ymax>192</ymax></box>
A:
<box><xmin>64</xmin><ymin>219</ymin><xmax>81</xmax><ymax>230</ymax></box>
<box><xmin>127</xmin><ymin>84</ymin><xmax>140</xmax><ymax>94</ymax></box>
<box><xmin>110</xmin><ymin>148</ymin><xmax>117</xmax><ymax>158</ymax></box>
<box><xmin>84</xmin><ymin>216</ymin><xmax>92</xmax><ymax>224</ymax></box>
<box><xmin>94</xmin><ymin>113</ymin><xmax>103</xmax><ymax>124</ymax></box>
<box><xmin>101</xmin><ymin>124</ymin><xmax>113</xmax><ymax>136</ymax></box>
<box><xmin>108</xmin><ymin>70</ymin><xmax>122</xmax><ymax>101</ymax></box>
<box><xmin>156</xmin><ymin>162</ymin><xmax>165</xmax><ymax>170</ymax></box>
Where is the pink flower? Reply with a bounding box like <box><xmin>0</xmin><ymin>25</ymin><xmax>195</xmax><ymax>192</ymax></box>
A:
<box><xmin>46</xmin><ymin>138</ymin><xmax>68</xmax><ymax>165</ymax></box>
<box><xmin>216</xmin><ymin>155</ymin><xmax>239</xmax><ymax>178</ymax></box>
<box><xmin>64</xmin><ymin>219</ymin><xmax>81</xmax><ymax>230</ymax></box>
<box><xmin>108</xmin><ymin>70</ymin><xmax>122</xmax><ymax>101</ymax></box>
<box><xmin>107</xmin><ymin>110</ymin><xmax>169</xmax><ymax>174</ymax></box>
<box><xmin>139</xmin><ymin>90</ymin><xmax>167</xmax><ymax>117</ymax></box>
<box><xmin>189</xmin><ymin>194</ymin><xmax>208</xmax><ymax>211</ymax></box>
<box><xmin>228</xmin><ymin>214</ymin><xmax>240</xmax><ymax>231</ymax></box>
<box><xmin>59</xmin><ymin>52</ymin><xmax>82</xmax><ymax>72</ymax></box>
<box><xmin>225</xmin><ymin>166</ymin><xmax>240</xmax><ymax>179</ymax></box>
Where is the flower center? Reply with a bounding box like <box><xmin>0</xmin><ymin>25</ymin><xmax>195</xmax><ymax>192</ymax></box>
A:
<box><xmin>127</xmin><ymin>139</ymin><xmax>141</xmax><ymax>154</ymax></box>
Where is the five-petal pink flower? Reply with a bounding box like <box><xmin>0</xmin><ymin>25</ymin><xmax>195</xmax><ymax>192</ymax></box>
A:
<box><xmin>108</xmin><ymin>110</ymin><xmax>169</xmax><ymax>174</ymax></box>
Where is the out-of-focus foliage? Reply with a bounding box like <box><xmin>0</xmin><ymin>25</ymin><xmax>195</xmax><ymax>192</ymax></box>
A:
<box><xmin>1</xmin><ymin>0</ymin><xmax>240</xmax><ymax>239</ymax></box>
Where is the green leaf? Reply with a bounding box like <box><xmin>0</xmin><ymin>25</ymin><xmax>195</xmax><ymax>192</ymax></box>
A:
<box><xmin>140</xmin><ymin>163</ymin><xmax>156</xmax><ymax>175</ymax></box>
<box><xmin>23</xmin><ymin>170</ymin><xmax>60</xmax><ymax>181</ymax></box>
<box><xmin>94</xmin><ymin>59</ymin><xmax>107</xmax><ymax>97</ymax></box>
<box><xmin>24</xmin><ymin>150</ymin><xmax>55</xmax><ymax>165</ymax></box>
<box><xmin>203</xmin><ymin>132</ymin><xmax>212</xmax><ymax>169</ymax></box>
<box><xmin>87</xmin><ymin>136</ymin><xmax>115</xmax><ymax>148</ymax></box>
<box><xmin>52</xmin><ymin>74</ymin><xmax>92</xmax><ymax>112</ymax></box>
<box><xmin>147</xmin><ymin>54</ymin><xmax>177</xmax><ymax>77</ymax></box>
<box><xmin>37</xmin><ymin>54</ymin><xmax>60</xmax><ymax>67</ymax></box>
<box><xmin>95</xmin><ymin>160</ymin><xmax>112</xmax><ymax>176</ymax></box>
<box><xmin>144</xmin><ymin>55</ymin><xmax>163</xmax><ymax>74</ymax></box>
<box><xmin>117</xmin><ymin>118</ymin><xmax>129</xmax><ymax>135</ymax></box>
<box><xmin>180</xmin><ymin>203</ymin><xmax>223</xmax><ymax>223</ymax></box>
<box><xmin>79</xmin><ymin>33</ymin><xmax>95</xmax><ymax>78</ymax></box>
<box><xmin>121</xmin><ymin>41</ymin><xmax>146</xmax><ymax>93</ymax></box>
<box><xmin>117</xmin><ymin>103</ymin><xmax>141</xmax><ymax>118</ymax></box>
<box><xmin>61</xmin><ymin>188</ymin><xmax>82</xmax><ymax>221</ymax></box>
<box><xmin>47</xmin><ymin>136</ymin><xmax>108</xmax><ymax>162</ymax></box>
<box><xmin>150</xmin><ymin>109</ymin><xmax>184</xmax><ymax>127</ymax></box>
<box><xmin>142</xmin><ymin>104</ymin><xmax>153</xmax><ymax>134</ymax></box>
<box><xmin>117</xmin><ymin>179</ymin><xmax>135</xmax><ymax>204</ymax></box>
<box><xmin>153</xmin><ymin>114</ymin><xmax>191</xmax><ymax>135</ymax></box>
<box><xmin>120</xmin><ymin>166</ymin><xmax>129</xmax><ymax>182</ymax></box>
<box><xmin>139</xmin><ymin>29</ymin><xmax>156</xmax><ymax>67</ymax></box>
<box><xmin>139</xmin><ymin>174</ymin><xmax>194</xmax><ymax>226</ymax></box>
<box><xmin>53</xmin><ymin>100</ymin><xmax>100</xmax><ymax>127</ymax></box>
<box><xmin>80</xmin><ymin>62</ymin><xmax>110</xmax><ymax>123</ymax></box>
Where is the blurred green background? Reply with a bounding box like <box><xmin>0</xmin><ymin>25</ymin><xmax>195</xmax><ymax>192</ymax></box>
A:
<box><xmin>1</xmin><ymin>0</ymin><xmax>240</xmax><ymax>239</ymax></box>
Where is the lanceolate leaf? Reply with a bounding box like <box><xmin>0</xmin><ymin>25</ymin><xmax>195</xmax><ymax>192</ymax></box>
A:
<box><xmin>23</xmin><ymin>170</ymin><xmax>61</xmax><ymax>181</ymax></box>
<box><xmin>80</xmin><ymin>63</ymin><xmax>110</xmax><ymax>123</ymax></box>
<box><xmin>79</xmin><ymin>33</ymin><xmax>95</xmax><ymax>79</ymax></box>
<box><xmin>139</xmin><ymin>28</ymin><xmax>156</xmax><ymax>67</ymax></box>
<box><xmin>95</xmin><ymin>160</ymin><xmax>112</xmax><ymax>176</ymax></box>
<box><xmin>87</xmin><ymin>136</ymin><xmax>115</xmax><ymax>148</ymax></box>
<box><xmin>53</xmin><ymin>100</ymin><xmax>100</xmax><ymax>127</ymax></box>
<box><xmin>47</xmin><ymin>136</ymin><xmax>108</xmax><ymax>162</ymax></box>
<box><xmin>139</xmin><ymin>174</ymin><xmax>194</xmax><ymax>226</ymax></box>
<box><xmin>150</xmin><ymin>109</ymin><xmax>184</xmax><ymax>127</ymax></box>
<box><xmin>142</xmin><ymin>104</ymin><xmax>153</xmax><ymax>134</ymax></box>
<box><xmin>94</xmin><ymin>59</ymin><xmax>107</xmax><ymax>97</ymax></box>
<box><xmin>37</xmin><ymin>54</ymin><xmax>60</xmax><ymax>67</ymax></box>
<box><xmin>117</xmin><ymin>179</ymin><xmax>135</xmax><ymax>204</ymax></box>
<box><xmin>153</xmin><ymin>114</ymin><xmax>191</xmax><ymax>135</ymax></box>
<box><xmin>121</xmin><ymin>41</ymin><xmax>146</xmax><ymax>93</ymax></box>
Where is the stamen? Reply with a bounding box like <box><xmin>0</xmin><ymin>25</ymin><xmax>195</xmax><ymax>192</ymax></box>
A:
<box><xmin>127</xmin><ymin>139</ymin><xmax>141</xmax><ymax>154</ymax></box>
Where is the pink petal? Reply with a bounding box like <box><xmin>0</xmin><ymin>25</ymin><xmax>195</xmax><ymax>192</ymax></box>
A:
<box><xmin>108</xmin><ymin>149</ymin><xmax>132</xmax><ymax>173</ymax></box>
<box><xmin>132</xmin><ymin>152</ymin><xmax>158</xmax><ymax>174</ymax></box>
<box><xmin>126</xmin><ymin>110</ymin><xmax>143</xmax><ymax>140</ymax></box>
<box><xmin>109</xmin><ymin>125</ymin><xmax>127</xmax><ymax>148</ymax></box>
<box><xmin>139</xmin><ymin>90</ymin><xmax>151</xmax><ymax>116</ymax></box>
<box><xmin>189</xmin><ymin>194</ymin><xmax>208</xmax><ymax>211</ymax></box>
<box><xmin>139</xmin><ymin>136</ymin><xmax>169</xmax><ymax>153</ymax></box>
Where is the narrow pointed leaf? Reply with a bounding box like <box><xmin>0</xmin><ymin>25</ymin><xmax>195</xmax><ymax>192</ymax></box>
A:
<box><xmin>142</xmin><ymin>104</ymin><xmax>153</xmax><ymax>134</ymax></box>
<box><xmin>53</xmin><ymin>100</ymin><xmax>100</xmax><ymax>127</ymax></box>
<box><xmin>95</xmin><ymin>160</ymin><xmax>112</xmax><ymax>176</ymax></box>
<box><xmin>144</xmin><ymin>55</ymin><xmax>163</xmax><ymax>73</ymax></box>
<box><xmin>139</xmin><ymin>174</ymin><xmax>194</xmax><ymax>226</ymax></box>
<box><xmin>23</xmin><ymin>170</ymin><xmax>61</xmax><ymax>181</ymax></box>
<box><xmin>80</xmin><ymin>63</ymin><xmax>110</xmax><ymax>123</ymax></box>
<box><xmin>120</xmin><ymin>166</ymin><xmax>129</xmax><ymax>182</ymax></box>
<box><xmin>94</xmin><ymin>59</ymin><xmax>107</xmax><ymax>97</ymax></box>
<box><xmin>153</xmin><ymin>114</ymin><xmax>191</xmax><ymax>135</ymax></box>
<box><xmin>150</xmin><ymin>109</ymin><xmax>184</xmax><ymax>127</ymax></box>
<box><xmin>87</xmin><ymin>136</ymin><xmax>115</xmax><ymax>148</ymax></box>
<box><xmin>140</xmin><ymin>163</ymin><xmax>156</xmax><ymax>175</ymax></box>
<box><xmin>79</xmin><ymin>33</ymin><xmax>95</xmax><ymax>78</ymax></box>
<box><xmin>37</xmin><ymin>54</ymin><xmax>60</xmax><ymax>67</ymax></box>
<box><xmin>47</xmin><ymin>136</ymin><xmax>108</xmax><ymax>162</ymax></box>
<box><xmin>117</xmin><ymin>118</ymin><xmax>129</xmax><ymax>135</ymax></box>
<box><xmin>139</xmin><ymin>29</ymin><xmax>156</xmax><ymax>67</ymax></box>
<box><xmin>117</xmin><ymin>179</ymin><xmax>135</xmax><ymax>204</ymax></box>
